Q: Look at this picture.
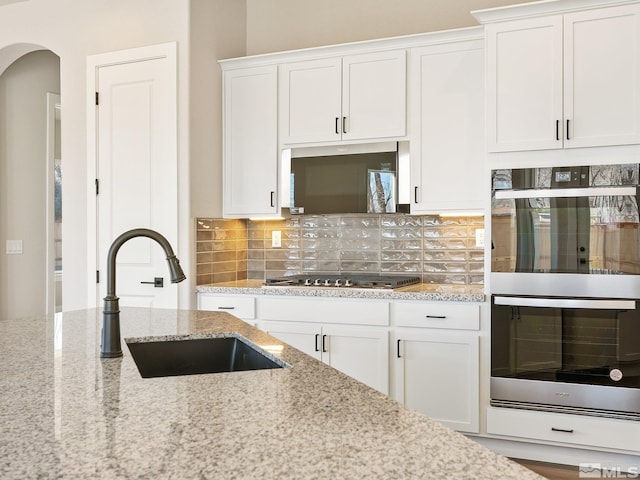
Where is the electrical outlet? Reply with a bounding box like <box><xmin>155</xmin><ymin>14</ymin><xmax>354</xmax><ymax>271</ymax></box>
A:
<box><xmin>271</xmin><ymin>230</ymin><xmax>282</xmax><ymax>248</ymax></box>
<box><xmin>475</xmin><ymin>229</ymin><xmax>485</xmax><ymax>248</ymax></box>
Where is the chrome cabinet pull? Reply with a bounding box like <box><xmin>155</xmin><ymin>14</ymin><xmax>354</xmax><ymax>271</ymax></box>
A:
<box><xmin>494</xmin><ymin>296</ymin><xmax>635</xmax><ymax>310</ymax></box>
<box><xmin>494</xmin><ymin>185</ymin><xmax>637</xmax><ymax>200</ymax></box>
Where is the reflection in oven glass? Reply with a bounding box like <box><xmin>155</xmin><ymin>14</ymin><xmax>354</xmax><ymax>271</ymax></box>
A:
<box><xmin>492</xmin><ymin>304</ymin><xmax>640</xmax><ymax>389</ymax></box>
<box><xmin>491</xmin><ymin>164</ymin><xmax>640</xmax><ymax>275</ymax></box>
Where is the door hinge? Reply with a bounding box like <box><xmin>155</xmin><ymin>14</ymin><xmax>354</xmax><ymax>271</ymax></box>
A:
<box><xmin>95</xmin><ymin>91</ymin><xmax>99</xmax><ymax>106</ymax></box>
<box><xmin>96</xmin><ymin>270</ymin><xmax>100</xmax><ymax>284</ymax></box>
<box><xmin>95</xmin><ymin>178</ymin><xmax>99</xmax><ymax>195</ymax></box>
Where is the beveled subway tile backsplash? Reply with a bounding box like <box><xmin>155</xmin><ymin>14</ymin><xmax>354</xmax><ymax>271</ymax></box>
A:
<box><xmin>196</xmin><ymin>214</ymin><xmax>485</xmax><ymax>286</ymax></box>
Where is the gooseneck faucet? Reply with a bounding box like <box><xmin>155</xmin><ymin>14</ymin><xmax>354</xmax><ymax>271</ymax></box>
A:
<box><xmin>101</xmin><ymin>228</ymin><xmax>186</xmax><ymax>358</ymax></box>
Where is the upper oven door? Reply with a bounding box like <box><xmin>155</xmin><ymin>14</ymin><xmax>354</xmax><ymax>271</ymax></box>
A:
<box><xmin>492</xmin><ymin>165</ymin><xmax>640</xmax><ymax>276</ymax></box>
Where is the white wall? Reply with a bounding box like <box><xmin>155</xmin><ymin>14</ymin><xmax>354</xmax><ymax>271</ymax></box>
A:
<box><xmin>245</xmin><ymin>0</ymin><xmax>532</xmax><ymax>55</ymax></box>
<box><xmin>0</xmin><ymin>0</ymin><xmax>248</xmax><ymax>312</ymax></box>
<box><xmin>0</xmin><ymin>0</ymin><xmax>190</xmax><ymax>311</ymax></box>
<box><xmin>0</xmin><ymin>50</ymin><xmax>59</xmax><ymax>319</ymax></box>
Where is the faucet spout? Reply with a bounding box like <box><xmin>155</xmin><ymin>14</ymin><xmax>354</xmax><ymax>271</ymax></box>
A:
<box><xmin>101</xmin><ymin>228</ymin><xmax>186</xmax><ymax>358</ymax></box>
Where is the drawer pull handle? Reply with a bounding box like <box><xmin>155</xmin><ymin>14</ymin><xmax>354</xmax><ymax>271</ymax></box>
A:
<box><xmin>426</xmin><ymin>315</ymin><xmax>446</xmax><ymax>319</ymax></box>
<box><xmin>551</xmin><ymin>427</ymin><xmax>574</xmax><ymax>434</ymax></box>
<box><xmin>322</xmin><ymin>334</ymin><xmax>328</xmax><ymax>353</ymax></box>
<box><xmin>397</xmin><ymin>339</ymin><xmax>402</xmax><ymax>358</ymax></box>
<box><xmin>314</xmin><ymin>334</ymin><xmax>320</xmax><ymax>352</ymax></box>
<box><xmin>218</xmin><ymin>306</ymin><xmax>235</xmax><ymax>310</ymax></box>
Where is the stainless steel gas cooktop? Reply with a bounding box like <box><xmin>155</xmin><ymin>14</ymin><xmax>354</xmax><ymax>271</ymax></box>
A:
<box><xmin>264</xmin><ymin>274</ymin><xmax>421</xmax><ymax>290</ymax></box>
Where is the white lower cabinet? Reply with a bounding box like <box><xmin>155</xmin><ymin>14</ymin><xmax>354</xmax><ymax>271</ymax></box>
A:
<box><xmin>393</xmin><ymin>328</ymin><xmax>480</xmax><ymax>433</ymax></box>
<box><xmin>258</xmin><ymin>296</ymin><xmax>389</xmax><ymax>395</ymax></box>
<box><xmin>259</xmin><ymin>296</ymin><xmax>390</xmax><ymax>394</ymax></box>
<box><xmin>263</xmin><ymin>321</ymin><xmax>389</xmax><ymax>395</ymax></box>
<box><xmin>391</xmin><ymin>300</ymin><xmax>481</xmax><ymax>433</ymax></box>
<box><xmin>487</xmin><ymin>406</ymin><xmax>640</xmax><ymax>453</ymax></box>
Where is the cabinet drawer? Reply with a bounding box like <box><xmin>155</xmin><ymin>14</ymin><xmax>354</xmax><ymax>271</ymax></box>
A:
<box><xmin>260</xmin><ymin>296</ymin><xmax>389</xmax><ymax>326</ymax></box>
<box><xmin>487</xmin><ymin>407</ymin><xmax>640</xmax><ymax>452</ymax></box>
<box><xmin>197</xmin><ymin>294</ymin><xmax>256</xmax><ymax>319</ymax></box>
<box><xmin>392</xmin><ymin>302</ymin><xmax>479</xmax><ymax>330</ymax></box>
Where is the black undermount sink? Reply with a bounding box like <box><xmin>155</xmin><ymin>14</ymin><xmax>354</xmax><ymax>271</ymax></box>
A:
<box><xmin>125</xmin><ymin>335</ymin><xmax>287</xmax><ymax>378</ymax></box>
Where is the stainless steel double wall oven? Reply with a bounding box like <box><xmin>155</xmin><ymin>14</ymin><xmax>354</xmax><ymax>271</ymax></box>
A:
<box><xmin>490</xmin><ymin>164</ymin><xmax>640</xmax><ymax>419</ymax></box>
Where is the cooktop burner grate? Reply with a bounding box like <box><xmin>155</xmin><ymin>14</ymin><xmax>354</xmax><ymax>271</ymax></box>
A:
<box><xmin>264</xmin><ymin>274</ymin><xmax>421</xmax><ymax>289</ymax></box>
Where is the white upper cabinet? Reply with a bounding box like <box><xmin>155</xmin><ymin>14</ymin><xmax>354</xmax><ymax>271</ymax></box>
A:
<box><xmin>279</xmin><ymin>50</ymin><xmax>406</xmax><ymax>145</ymax></box>
<box><xmin>486</xmin><ymin>17</ymin><xmax>562</xmax><ymax>152</ymax></box>
<box><xmin>486</xmin><ymin>3</ymin><xmax>640</xmax><ymax>152</ymax></box>
<box><xmin>564</xmin><ymin>5</ymin><xmax>640</xmax><ymax>148</ymax></box>
<box><xmin>222</xmin><ymin>65</ymin><xmax>278</xmax><ymax>217</ymax></box>
<box><xmin>409</xmin><ymin>36</ymin><xmax>485</xmax><ymax>213</ymax></box>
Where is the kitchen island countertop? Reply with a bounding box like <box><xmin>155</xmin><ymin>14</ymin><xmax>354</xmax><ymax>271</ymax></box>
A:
<box><xmin>1</xmin><ymin>307</ymin><xmax>540</xmax><ymax>479</ymax></box>
<box><xmin>197</xmin><ymin>280</ymin><xmax>485</xmax><ymax>302</ymax></box>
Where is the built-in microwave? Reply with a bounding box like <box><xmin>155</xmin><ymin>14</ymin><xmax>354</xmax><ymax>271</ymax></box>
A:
<box><xmin>280</xmin><ymin>141</ymin><xmax>410</xmax><ymax>215</ymax></box>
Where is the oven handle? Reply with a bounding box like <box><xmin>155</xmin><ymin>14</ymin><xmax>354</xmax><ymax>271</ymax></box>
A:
<box><xmin>494</xmin><ymin>186</ymin><xmax>637</xmax><ymax>200</ymax></box>
<box><xmin>494</xmin><ymin>296</ymin><xmax>636</xmax><ymax>310</ymax></box>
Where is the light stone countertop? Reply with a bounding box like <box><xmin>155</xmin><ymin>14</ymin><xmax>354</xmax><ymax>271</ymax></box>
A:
<box><xmin>0</xmin><ymin>307</ymin><xmax>541</xmax><ymax>479</ymax></box>
<box><xmin>196</xmin><ymin>280</ymin><xmax>486</xmax><ymax>302</ymax></box>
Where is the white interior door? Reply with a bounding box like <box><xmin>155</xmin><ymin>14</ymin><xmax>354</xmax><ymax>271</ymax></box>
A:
<box><xmin>95</xmin><ymin>47</ymin><xmax>177</xmax><ymax>308</ymax></box>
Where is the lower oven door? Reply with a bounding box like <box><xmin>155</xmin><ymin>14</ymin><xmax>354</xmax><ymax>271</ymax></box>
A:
<box><xmin>491</xmin><ymin>295</ymin><xmax>640</xmax><ymax>418</ymax></box>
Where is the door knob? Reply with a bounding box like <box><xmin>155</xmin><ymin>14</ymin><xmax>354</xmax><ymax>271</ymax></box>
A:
<box><xmin>141</xmin><ymin>277</ymin><xmax>164</xmax><ymax>288</ymax></box>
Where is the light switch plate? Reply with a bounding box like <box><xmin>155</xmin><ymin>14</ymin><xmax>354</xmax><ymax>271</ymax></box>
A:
<box><xmin>475</xmin><ymin>229</ymin><xmax>485</xmax><ymax>248</ymax></box>
<box><xmin>271</xmin><ymin>230</ymin><xmax>282</xmax><ymax>248</ymax></box>
<box><xmin>6</xmin><ymin>239</ymin><xmax>23</xmax><ymax>255</ymax></box>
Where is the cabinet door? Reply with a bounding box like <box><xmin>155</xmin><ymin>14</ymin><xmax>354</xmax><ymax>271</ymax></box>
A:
<box><xmin>486</xmin><ymin>17</ymin><xmax>563</xmax><ymax>152</ymax></box>
<box><xmin>394</xmin><ymin>329</ymin><xmax>479</xmax><ymax>433</ymax></box>
<box><xmin>322</xmin><ymin>325</ymin><xmax>389</xmax><ymax>395</ymax></box>
<box><xmin>262</xmin><ymin>321</ymin><xmax>321</xmax><ymax>360</ymax></box>
<box><xmin>342</xmin><ymin>50</ymin><xmax>406</xmax><ymax>141</ymax></box>
<box><xmin>196</xmin><ymin>294</ymin><xmax>256</xmax><ymax>320</ymax></box>
<box><xmin>223</xmin><ymin>65</ymin><xmax>278</xmax><ymax>217</ymax></box>
<box><xmin>279</xmin><ymin>58</ymin><xmax>342</xmax><ymax>144</ymax></box>
<box><xmin>410</xmin><ymin>41</ymin><xmax>485</xmax><ymax>213</ymax></box>
<box><xmin>564</xmin><ymin>4</ymin><xmax>640</xmax><ymax>148</ymax></box>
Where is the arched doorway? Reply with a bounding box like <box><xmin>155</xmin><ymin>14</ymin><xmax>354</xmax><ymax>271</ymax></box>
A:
<box><xmin>0</xmin><ymin>45</ymin><xmax>60</xmax><ymax>318</ymax></box>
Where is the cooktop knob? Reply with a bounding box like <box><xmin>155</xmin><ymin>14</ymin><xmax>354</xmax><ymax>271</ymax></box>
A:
<box><xmin>344</xmin><ymin>279</ymin><xmax>353</xmax><ymax>287</ymax></box>
<box><xmin>313</xmin><ymin>279</ymin><xmax>322</xmax><ymax>286</ymax></box>
<box><xmin>335</xmin><ymin>279</ymin><xmax>343</xmax><ymax>287</ymax></box>
<box><xmin>303</xmin><ymin>278</ymin><xmax>312</xmax><ymax>286</ymax></box>
<box><xmin>324</xmin><ymin>279</ymin><xmax>332</xmax><ymax>287</ymax></box>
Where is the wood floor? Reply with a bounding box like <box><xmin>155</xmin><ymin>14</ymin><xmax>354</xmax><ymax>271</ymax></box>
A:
<box><xmin>514</xmin><ymin>459</ymin><xmax>582</xmax><ymax>479</ymax></box>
